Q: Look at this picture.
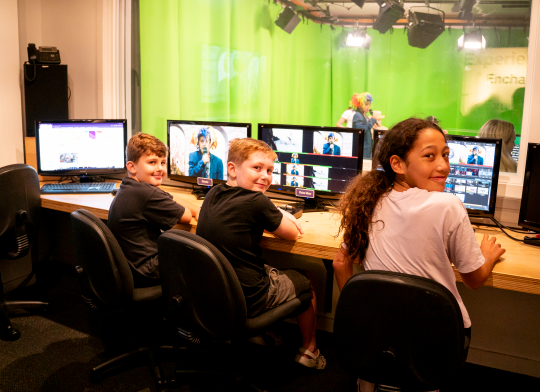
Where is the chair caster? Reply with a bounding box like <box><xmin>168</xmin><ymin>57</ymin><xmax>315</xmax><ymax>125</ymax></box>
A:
<box><xmin>1</xmin><ymin>325</ymin><xmax>21</xmax><ymax>341</ymax></box>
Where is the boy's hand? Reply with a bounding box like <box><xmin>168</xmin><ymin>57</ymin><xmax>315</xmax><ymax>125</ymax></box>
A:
<box><xmin>202</xmin><ymin>153</ymin><xmax>210</xmax><ymax>164</ymax></box>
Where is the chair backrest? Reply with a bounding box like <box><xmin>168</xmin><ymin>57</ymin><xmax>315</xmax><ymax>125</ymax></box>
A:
<box><xmin>0</xmin><ymin>164</ymin><xmax>41</xmax><ymax>260</ymax></box>
<box><xmin>158</xmin><ymin>229</ymin><xmax>247</xmax><ymax>341</ymax></box>
<box><xmin>70</xmin><ymin>209</ymin><xmax>134</xmax><ymax>309</ymax></box>
<box><xmin>333</xmin><ymin>270</ymin><xmax>465</xmax><ymax>391</ymax></box>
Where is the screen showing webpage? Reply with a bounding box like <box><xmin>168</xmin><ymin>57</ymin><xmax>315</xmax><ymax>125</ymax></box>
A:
<box><xmin>37</xmin><ymin>122</ymin><xmax>125</xmax><ymax>172</ymax></box>
<box><xmin>445</xmin><ymin>139</ymin><xmax>497</xmax><ymax>212</ymax></box>
<box><xmin>260</xmin><ymin>127</ymin><xmax>361</xmax><ymax>193</ymax></box>
<box><xmin>169</xmin><ymin>123</ymin><xmax>249</xmax><ymax>181</ymax></box>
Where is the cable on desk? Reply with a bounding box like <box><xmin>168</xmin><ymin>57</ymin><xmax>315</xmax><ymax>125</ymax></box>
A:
<box><xmin>490</xmin><ymin>217</ymin><xmax>539</xmax><ymax>234</ymax></box>
<box><xmin>487</xmin><ymin>217</ymin><xmax>525</xmax><ymax>242</ymax></box>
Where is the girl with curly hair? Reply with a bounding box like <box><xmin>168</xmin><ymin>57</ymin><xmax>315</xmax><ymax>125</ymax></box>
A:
<box><xmin>333</xmin><ymin>118</ymin><xmax>506</xmax><ymax>391</ymax></box>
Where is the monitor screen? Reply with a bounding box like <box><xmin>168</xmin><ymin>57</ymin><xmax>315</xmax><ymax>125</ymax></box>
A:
<box><xmin>519</xmin><ymin>143</ymin><xmax>540</xmax><ymax>231</ymax></box>
<box><xmin>35</xmin><ymin>119</ymin><xmax>127</xmax><ymax>177</ymax></box>
<box><xmin>372</xmin><ymin>129</ymin><xmax>386</xmax><ymax>169</ymax></box>
<box><xmin>445</xmin><ymin>135</ymin><xmax>502</xmax><ymax>217</ymax></box>
<box><xmin>258</xmin><ymin>123</ymin><xmax>364</xmax><ymax>196</ymax></box>
<box><xmin>167</xmin><ymin>120</ymin><xmax>252</xmax><ymax>184</ymax></box>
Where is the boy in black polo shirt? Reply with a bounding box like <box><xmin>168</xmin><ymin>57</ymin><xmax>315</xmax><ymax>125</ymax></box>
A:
<box><xmin>108</xmin><ymin>133</ymin><xmax>200</xmax><ymax>288</ymax></box>
<box><xmin>196</xmin><ymin>138</ymin><xmax>325</xmax><ymax>370</ymax></box>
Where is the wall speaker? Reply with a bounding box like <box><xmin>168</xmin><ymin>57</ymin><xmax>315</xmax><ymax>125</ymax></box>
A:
<box><xmin>407</xmin><ymin>11</ymin><xmax>445</xmax><ymax>48</ymax></box>
<box><xmin>373</xmin><ymin>0</ymin><xmax>405</xmax><ymax>34</ymax></box>
<box><xmin>275</xmin><ymin>7</ymin><xmax>301</xmax><ymax>34</ymax></box>
<box><xmin>23</xmin><ymin>64</ymin><xmax>68</xmax><ymax>137</ymax></box>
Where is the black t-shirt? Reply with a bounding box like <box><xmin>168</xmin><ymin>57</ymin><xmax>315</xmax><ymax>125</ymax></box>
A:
<box><xmin>108</xmin><ymin>177</ymin><xmax>185</xmax><ymax>282</ymax></box>
<box><xmin>196</xmin><ymin>184</ymin><xmax>283</xmax><ymax>317</ymax></box>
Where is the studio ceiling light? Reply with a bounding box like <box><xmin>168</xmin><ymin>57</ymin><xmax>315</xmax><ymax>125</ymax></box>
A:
<box><xmin>346</xmin><ymin>29</ymin><xmax>372</xmax><ymax>49</ymax></box>
<box><xmin>373</xmin><ymin>0</ymin><xmax>405</xmax><ymax>34</ymax></box>
<box><xmin>275</xmin><ymin>7</ymin><xmax>301</xmax><ymax>34</ymax></box>
<box><xmin>458</xmin><ymin>29</ymin><xmax>486</xmax><ymax>51</ymax></box>
<box><xmin>407</xmin><ymin>7</ymin><xmax>445</xmax><ymax>49</ymax></box>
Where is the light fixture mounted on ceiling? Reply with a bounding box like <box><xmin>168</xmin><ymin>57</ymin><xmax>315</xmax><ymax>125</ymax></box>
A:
<box><xmin>373</xmin><ymin>0</ymin><xmax>406</xmax><ymax>34</ymax></box>
<box><xmin>407</xmin><ymin>6</ymin><xmax>445</xmax><ymax>49</ymax></box>
<box><xmin>346</xmin><ymin>28</ymin><xmax>372</xmax><ymax>49</ymax></box>
<box><xmin>275</xmin><ymin>7</ymin><xmax>301</xmax><ymax>34</ymax></box>
<box><xmin>458</xmin><ymin>28</ymin><xmax>486</xmax><ymax>51</ymax></box>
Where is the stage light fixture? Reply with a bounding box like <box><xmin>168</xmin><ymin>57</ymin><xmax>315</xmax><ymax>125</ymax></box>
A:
<box><xmin>458</xmin><ymin>29</ymin><xmax>486</xmax><ymax>51</ymax></box>
<box><xmin>275</xmin><ymin>7</ymin><xmax>301</xmax><ymax>34</ymax></box>
<box><xmin>407</xmin><ymin>8</ymin><xmax>445</xmax><ymax>49</ymax></box>
<box><xmin>351</xmin><ymin>0</ymin><xmax>366</xmax><ymax>9</ymax></box>
<box><xmin>346</xmin><ymin>29</ymin><xmax>372</xmax><ymax>49</ymax></box>
<box><xmin>373</xmin><ymin>0</ymin><xmax>405</xmax><ymax>34</ymax></box>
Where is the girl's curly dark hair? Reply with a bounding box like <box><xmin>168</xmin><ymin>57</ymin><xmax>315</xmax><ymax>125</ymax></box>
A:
<box><xmin>338</xmin><ymin>117</ymin><xmax>445</xmax><ymax>262</ymax></box>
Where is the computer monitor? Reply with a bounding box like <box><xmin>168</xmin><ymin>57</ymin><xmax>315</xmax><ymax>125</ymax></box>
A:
<box><xmin>518</xmin><ymin>143</ymin><xmax>540</xmax><ymax>231</ymax></box>
<box><xmin>372</xmin><ymin>129</ymin><xmax>386</xmax><ymax>169</ymax></box>
<box><xmin>258</xmin><ymin>123</ymin><xmax>364</xmax><ymax>211</ymax></box>
<box><xmin>445</xmin><ymin>135</ymin><xmax>502</xmax><ymax>218</ymax></box>
<box><xmin>167</xmin><ymin>120</ymin><xmax>252</xmax><ymax>196</ymax></box>
<box><xmin>35</xmin><ymin>119</ymin><xmax>127</xmax><ymax>180</ymax></box>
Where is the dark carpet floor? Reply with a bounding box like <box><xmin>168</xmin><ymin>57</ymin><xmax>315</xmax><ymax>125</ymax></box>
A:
<box><xmin>1</xmin><ymin>263</ymin><xmax>540</xmax><ymax>392</ymax></box>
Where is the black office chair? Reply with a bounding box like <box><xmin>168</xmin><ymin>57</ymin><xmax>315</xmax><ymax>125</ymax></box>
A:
<box><xmin>333</xmin><ymin>270</ymin><xmax>469</xmax><ymax>392</ymax></box>
<box><xmin>70</xmin><ymin>209</ymin><xmax>164</xmax><ymax>387</ymax></box>
<box><xmin>0</xmin><ymin>164</ymin><xmax>48</xmax><ymax>341</ymax></box>
<box><xmin>157</xmin><ymin>229</ymin><xmax>313</xmax><ymax>388</ymax></box>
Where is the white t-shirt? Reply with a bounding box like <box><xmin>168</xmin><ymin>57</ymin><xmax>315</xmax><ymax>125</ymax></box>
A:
<box><xmin>340</xmin><ymin>109</ymin><xmax>355</xmax><ymax>128</ymax></box>
<box><xmin>363</xmin><ymin>188</ymin><xmax>485</xmax><ymax>328</ymax></box>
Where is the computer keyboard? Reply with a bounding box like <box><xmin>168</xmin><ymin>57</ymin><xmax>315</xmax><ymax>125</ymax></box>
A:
<box><xmin>41</xmin><ymin>182</ymin><xmax>117</xmax><ymax>194</ymax></box>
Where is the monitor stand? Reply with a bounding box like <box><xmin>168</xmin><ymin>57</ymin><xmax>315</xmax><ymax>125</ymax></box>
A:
<box><xmin>192</xmin><ymin>186</ymin><xmax>211</xmax><ymax>200</ymax></box>
<box><xmin>79</xmin><ymin>175</ymin><xmax>103</xmax><ymax>183</ymax></box>
<box><xmin>299</xmin><ymin>196</ymin><xmax>328</xmax><ymax>213</ymax></box>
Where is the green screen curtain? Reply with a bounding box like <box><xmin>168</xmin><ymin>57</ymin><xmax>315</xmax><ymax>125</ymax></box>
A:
<box><xmin>140</xmin><ymin>0</ymin><xmax>528</xmax><ymax>142</ymax></box>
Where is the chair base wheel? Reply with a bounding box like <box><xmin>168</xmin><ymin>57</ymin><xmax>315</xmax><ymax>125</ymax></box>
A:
<box><xmin>1</xmin><ymin>325</ymin><xmax>21</xmax><ymax>341</ymax></box>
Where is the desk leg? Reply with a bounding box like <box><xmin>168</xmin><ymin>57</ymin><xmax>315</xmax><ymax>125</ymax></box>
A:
<box><xmin>322</xmin><ymin>259</ymin><xmax>333</xmax><ymax>313</ymax></box>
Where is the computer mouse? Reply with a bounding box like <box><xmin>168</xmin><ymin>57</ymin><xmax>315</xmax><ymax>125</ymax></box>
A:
<box><xmin>112</xmin><ymin>188</ymin><xmax>118</xmax><ymax>196</ymax></box>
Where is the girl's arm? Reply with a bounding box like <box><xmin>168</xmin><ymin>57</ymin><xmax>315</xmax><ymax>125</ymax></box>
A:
<box><xmin>336</xmin><ymin>117</ymin><xmax>347</xmax><ymax>127</ymax></box>
<box><xmin>333</xmin><ymin>245</ymin><xmax>354</xmax><ymax>291</ymax></box>
<box><xmin>459</xmin><ymin>234</ymin><xmax>506</xmax><ymax>290</ymax></box>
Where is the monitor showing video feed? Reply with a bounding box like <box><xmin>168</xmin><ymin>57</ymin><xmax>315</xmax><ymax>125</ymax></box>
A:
<box><xmin>35</xmin><ymin>119</ymin><xmax>127</xmax><ymax>178</ymax></box>
<box><xmin>258</xmin><ymin>123</ymin><xmax>364</xmax><ymax>196</ymax></box>
<box><xmin>445</xmin><ymin>135</ymin><xmax>502</xmax><ymax>217</ymax></box>
<box><xmin>167</xmin><ymin>120</ymin><xmax>252</xmax><ymax>185</ymax></box>
<box><xmin>518</xmin><ymin>143</ymin><xmax>540</xmax><ymax>231</ymax></box>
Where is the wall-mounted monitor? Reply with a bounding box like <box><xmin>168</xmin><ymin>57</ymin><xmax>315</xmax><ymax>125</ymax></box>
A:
<box><xmin>518</xmin><ymin>143</ymin><xmax>540</xmax><ymax>231</ymax></box>
<box><xmin>258</xmin><ymin>123</ymin><xmax>364</xmax><ymax>211</ymax></box>
<box><xmin>167</xmin><ymin>120</ymin><xmax>252</xmax><ymax>196</ymax></box>
<box><xmin>35</xmin><ymin>119</ymin><xmax>127</xmax><ymax>180</ymax></box>
<box><xmin>445</xmin><ymin>135</ymin><xmax>502</xmax><ymax>218</ymax></box>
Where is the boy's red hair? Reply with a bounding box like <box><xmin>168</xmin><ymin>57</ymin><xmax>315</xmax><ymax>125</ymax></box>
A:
<box><xmin>228</xmin><ymin>138</ymin><xmax>277</xmax><ymax>165</ymax></box>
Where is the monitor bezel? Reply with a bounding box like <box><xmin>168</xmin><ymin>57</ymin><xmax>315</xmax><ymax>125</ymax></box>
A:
<box><xmin>518</xmin><ymin>143</ymin><xmax>540</xmax><ymax>231</ymax></box>
<box><xmin>257</xmin><ymin>123</ymin><xmax>364</xmax><ymax>197</ymax></box>
<box><xmin>35</xmin><ymin>119</ymin><xmax>128</xmax><ymax>177</ymax></box>
<box><xmin>166</xmin><ymin>120</ymin><xmax>252</xmax><ymax>185</ymax></box>
<box><xmin>446</xmin><ymin>134</ymin><xmax>503</xmax><ymax>218</ymax></box>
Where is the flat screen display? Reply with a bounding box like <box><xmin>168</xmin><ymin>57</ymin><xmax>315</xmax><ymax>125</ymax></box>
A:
<box><xmin>35</xmin><ymin>120</ymin><xmax>127</xmax><ymax>177</ymax></box>
<box><xmin>258</xmin><ymin>123</ymin><xmax>364</xmax><ymax>195</ymax></box>
<box><xmin>167</xmin><ymin>120</ymin><xmax>251</xmax><ymax>183</ymax></box>
<box><xmin>519</xmin><ymin>143</ymin><xmax>540</xmax><ymax>231</ymax></box>
<box><xmin>445</xmin><ymin>135</ymin><xmax>502</xmax><ymax>217</ymax></box>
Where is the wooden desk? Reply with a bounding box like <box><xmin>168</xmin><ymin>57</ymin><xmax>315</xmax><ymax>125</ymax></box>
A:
<box><xmin>40</xmin><ymin>184</ymin><xmax>540</xmax><ymax>296</ymax></box>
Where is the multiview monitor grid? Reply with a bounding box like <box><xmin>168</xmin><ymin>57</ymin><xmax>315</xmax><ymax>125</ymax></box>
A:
<box><xmin>258</xmin><ymin>124</ymin><xmax>364</xmax><ymax>195</ymax></box>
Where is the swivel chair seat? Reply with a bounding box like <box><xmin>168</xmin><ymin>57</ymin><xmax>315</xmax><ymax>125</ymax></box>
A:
<box><xmin>333</xmin><ymin>270</ymin><xmax>469</xmax><ymax>392</ymax></box>
<box><xmin>0</xmin><ymin>164</ymin><xmax>48</xmax><ymax>341</ymax></box>
<box><xmin>157</xmin><ymin>229</ymin><xmax>313</xmax><ymax>389</ymax></box>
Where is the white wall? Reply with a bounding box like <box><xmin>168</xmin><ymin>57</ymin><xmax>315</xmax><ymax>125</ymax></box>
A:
<box><xmin>0</xmin><ymin>0</ymin><xmax>25</xmax><ymax>167</ymax></box>
<box><xmin>18</xmin><ymin>0</ymin><xmax>104</xmax><ymax>120</ymax></box>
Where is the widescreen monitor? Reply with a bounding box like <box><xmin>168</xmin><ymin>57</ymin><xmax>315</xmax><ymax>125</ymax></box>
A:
<box><xmin>35</xmin><ymin>119</ymin><xmax>127</xmax><ymax>179</ymax></box>
<box><xmin>258</xmin><ymin>123</ymin><xmax>364</xmax><ymax>208</ymax></box>
<box><xmin>445</xmin><ymin>135</ymin><xmax>502</xmax><ymax>217</ymax></box>
<box><xmin>518</xmin><ymin>143</ymin><xmax>540</xmax><ymax>231</ymax></box>
<box><xmin>167</xmin><ymin>120</ymin><xmax>252</xmax><ymax>192</ymax></box>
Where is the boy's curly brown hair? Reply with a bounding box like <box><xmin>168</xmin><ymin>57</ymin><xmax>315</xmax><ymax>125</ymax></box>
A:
<box><xmin>126</xmin><ymin>133</ymin><xmax>168</xmax><ymax>163</ymax></box>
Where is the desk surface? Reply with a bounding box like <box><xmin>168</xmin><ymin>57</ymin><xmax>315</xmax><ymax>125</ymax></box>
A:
<box><xmin>41</xmin><ymin>184</ymin><xmax>540</xmax><ymax>295</ymax></box>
